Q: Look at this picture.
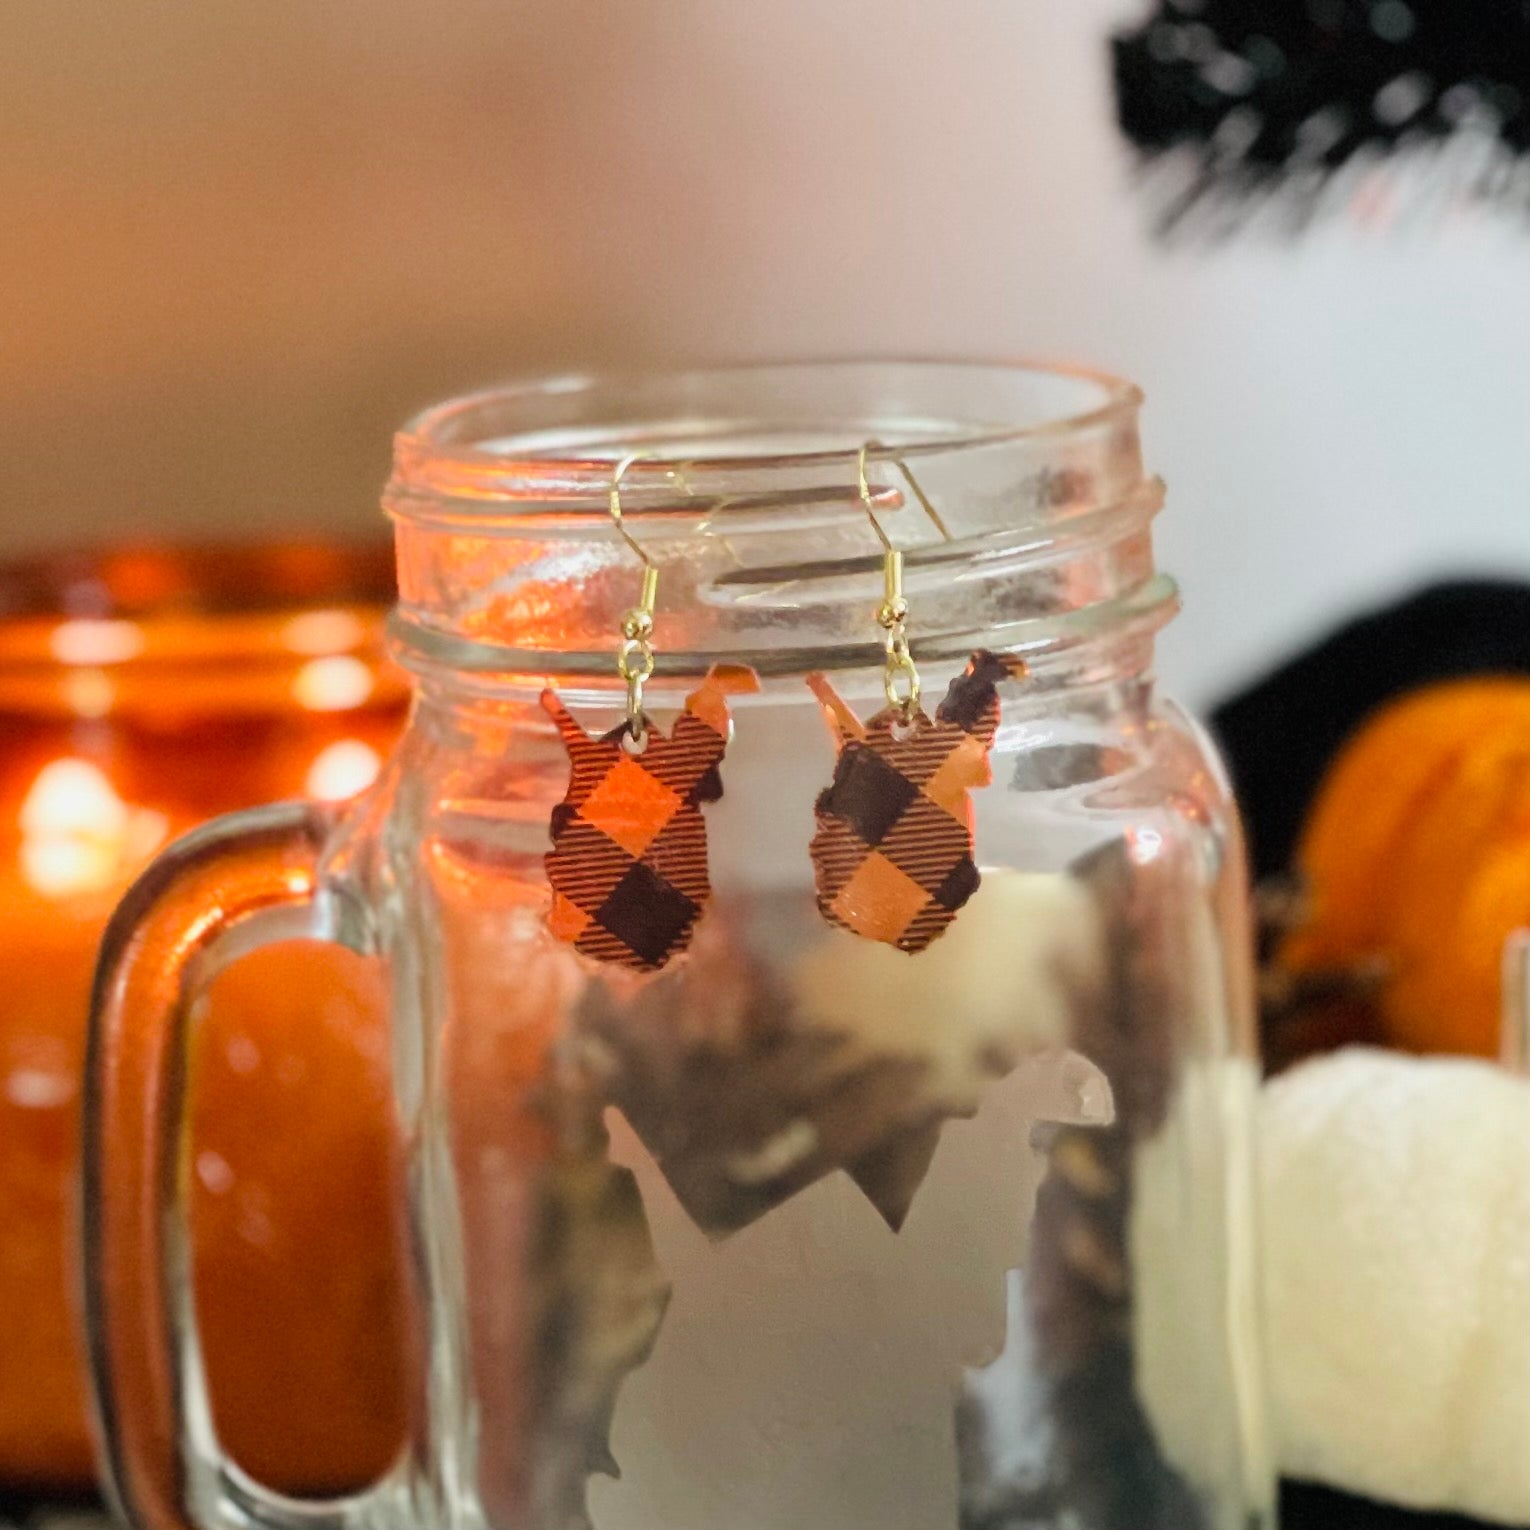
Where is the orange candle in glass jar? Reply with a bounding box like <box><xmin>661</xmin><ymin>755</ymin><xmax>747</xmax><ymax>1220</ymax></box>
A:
<box><xmin>0</xmin><ymin>545</ymin><xmax>410</xmax><ymax>1493</ymax></box>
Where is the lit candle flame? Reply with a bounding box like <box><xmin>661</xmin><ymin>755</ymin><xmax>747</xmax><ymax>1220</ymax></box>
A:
<box><xmin>293</xmin><ymin>656</ymin><xmax>373</xmax><ymax>712</ymax></box>
<box><xmin>305</xmin><ymin>739</ymin><xmax>382</xmax><ymax>802</ymax></box>
<box><xmin>282</xmin><ymin>609</ymin><xmax>366</xmax><ymax>657</ymax></box>
<box><xmin>49</xmin><ymin>619</ymin><xmax>144</xmax><ymax>667</ymax></box>
<box><xmin>19</xmin><ymin>758</ymin><xmax>167</xmax><ymax>898</ymax></box>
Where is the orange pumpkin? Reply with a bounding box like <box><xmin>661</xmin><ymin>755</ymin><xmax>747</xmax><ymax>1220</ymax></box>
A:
<box><xmin>1284</xmin><ymin>678</ymin><xmax>1530</xmax><ymax>1058</ymax></box>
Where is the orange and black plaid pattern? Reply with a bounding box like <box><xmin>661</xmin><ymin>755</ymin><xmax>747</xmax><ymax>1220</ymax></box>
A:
<box><xmin>541</xmin><ymin>666</ymin><xmax>755</xmax><ymax>972</ymax></box>
<box><xmin>808</xmin><ymin>650</ymin><xmax>1024</xmax><ymax>955</ymax></box>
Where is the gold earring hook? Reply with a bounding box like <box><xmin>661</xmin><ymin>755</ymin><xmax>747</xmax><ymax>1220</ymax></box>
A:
<box><xmin>858</xmin><ymin>441</ymin><xmax>952</xmax><ymax>722</ymax></box>
<box><xmin>858</xmin><ymin>441</ymin><xmax>954</xmax><ymax>547</ymax></box>
<box><xmin>611</xmin><ymin>453</ymin><xmax>661</xmax><ymax>619</ymax></box>
<box><xmin>610</xmin><ymin>453</ymin><xmax>661</xmax><ymax>741</ymax></box>
<box><xmin>610</xmin><ymin>452</ymin><xmax>704</xmax><ymax>568</ymax></box>
<box><xmin>856</xmin><ymin>442</ymin><xmax>895</xmax><ymax>554</ymax></box>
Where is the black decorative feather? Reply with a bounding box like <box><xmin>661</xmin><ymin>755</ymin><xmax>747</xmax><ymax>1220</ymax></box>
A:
<box><xmin>1113</xmin><ymin>1</ymin><xmax>1530</xmax><ymax>231</ymax></box>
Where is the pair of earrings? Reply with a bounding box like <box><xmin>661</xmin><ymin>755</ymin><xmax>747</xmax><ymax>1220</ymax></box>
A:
<box><xmin>541</xmin><ymin>447</ymin><xmax>1027</xmax><ymax>973</ymax></box>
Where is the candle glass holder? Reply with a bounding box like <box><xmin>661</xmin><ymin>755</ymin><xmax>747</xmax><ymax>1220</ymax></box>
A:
<box><xmin>0</xmin><ymin>544</ymin><xmax>410</xmax><ymax>1492</ymax></box>
<box><xmin>85</xmin><ymin>365</ymin><xmax>1273</xmax><ymax>1530</ymax></box>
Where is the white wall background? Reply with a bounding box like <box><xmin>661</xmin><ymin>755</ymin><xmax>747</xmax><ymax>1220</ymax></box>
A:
<box><xmin>7</xmin><ymin>0</ymin><xmax>1529</xmax><ymax>708</ymax></box>
<box><xmin>571</xmin><ymin>0</ymin><xmax>1530</xmax><ymax>706</ymax></box>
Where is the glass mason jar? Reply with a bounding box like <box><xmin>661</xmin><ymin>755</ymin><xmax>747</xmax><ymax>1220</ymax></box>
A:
<box><xmin>85</xmin><ymin>363</ymin><xmax>1272</xmax><ymax>1530</ymax></box>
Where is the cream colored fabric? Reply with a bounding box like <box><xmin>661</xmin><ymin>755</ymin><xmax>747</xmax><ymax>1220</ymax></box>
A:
<box><xmin>1262</xmin><ymin>1048</ymin><xmax>1530</xmax><ymax>1523</ymax></box>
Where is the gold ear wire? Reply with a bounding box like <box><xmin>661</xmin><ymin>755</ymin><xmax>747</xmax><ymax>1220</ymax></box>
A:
<box><xmin>610</xmin><ymin>453</ymin><xmax>661</xmax><ymax>740</ymax></box>
<box><xmin>608</xmin><ymin>453</ymin><xmax>707</xmax><ymax>737</ymax></box>
<box><xmin>858</xmin><ymin>441</ymin><xmax>953</xmax><ymax>722</ymax></box>
<box><xmin>610</xmin><ymin>453</ymin><xmax>660</xmax><ymax>610</ymax></box>
<box><xmin>859</xmin><ymin>442</ymin><xmax>952</xmax><ymax>544</ymax></box>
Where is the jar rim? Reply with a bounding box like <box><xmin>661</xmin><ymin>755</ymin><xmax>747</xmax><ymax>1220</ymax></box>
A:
<box><xmin>385</xmin><ymin>358</ymin><xmax>1168</xmax><ymax>693</ymax></box>
<box><xmin>386</xmin><ymin>358</ymin><xmax>1143</xmax><ymax>521</ymax></box>
<box><xmin>0</xmin><ymin>543</ymin><xmax>395</xmax><ymax>629</ymax></box>
<box><xmin>0</xmin><ymin>542</ymin><xmax>404</xmax><ymax>716</ymax></box>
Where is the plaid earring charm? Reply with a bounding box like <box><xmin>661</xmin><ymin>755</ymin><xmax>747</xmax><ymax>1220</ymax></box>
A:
<box><xmin>807</xmin><ymin>651</ymin><xmax>1025</xmax><ymax>955</ymax></box>
<box><xmin>805</xmin><ymin>444</ymin><xmax>1025</xmax><ymax>954</ymax></box>
<box><xmin>542</xmin><ymin>455</ymin><xmax>759</xmax><ymax>972</ymax></box>
<box><xmin>542</xmin><ymin>663</ymin><xmax>758</xmax><ymax>972</ymax></box>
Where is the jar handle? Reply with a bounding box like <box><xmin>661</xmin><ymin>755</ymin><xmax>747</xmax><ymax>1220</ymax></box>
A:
<box><xmin>83</xmin><ymin>801</ymin><xmax>400</xmax><ymax>1530</ymax></box>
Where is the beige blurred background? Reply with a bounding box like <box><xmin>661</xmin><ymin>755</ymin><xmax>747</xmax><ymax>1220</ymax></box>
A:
<box><xmin>4</xmin><ymin>0</ymin><xmax>1529</xmax><ymax>704</ymax></box>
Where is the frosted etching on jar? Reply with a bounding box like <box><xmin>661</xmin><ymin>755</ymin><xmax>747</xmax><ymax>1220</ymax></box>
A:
<box><xmin>590</xmin><ymin>1049</ymin><xmax>1113</xmax><ymax>1530</ymax></box>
